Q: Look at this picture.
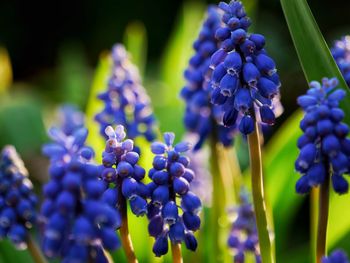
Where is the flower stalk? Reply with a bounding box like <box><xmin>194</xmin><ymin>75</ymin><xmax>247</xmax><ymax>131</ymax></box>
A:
<box><xmin>171</xmin><ymin>243</ymin><xmax>183</xmax><ymax>263</ymax></box>
<box><xmin>247</xmin><ymin>121</ymin><xmax>275</xmax><ymax>263</ymax></box>
<box><xmin>119</xmin><ymin>191</ymin><xmax>138</xmax><ymax>263</ymax></box>
<box><xmin>316</xmin><ymin>173</ymin><xmax>330</xmax><ymax>263</ymax></box>
<box><xmin>27</xmin><ymin>235</ymin><xmax>47</xmax><ymax>263</ymax></box>
<box><xmin>210</xmin><ymin>136</ymin><xmax>226</xmax><ymax>263</ymax></box>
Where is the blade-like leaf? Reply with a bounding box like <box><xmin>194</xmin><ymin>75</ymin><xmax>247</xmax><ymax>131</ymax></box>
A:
<box><xmin>280</xmin><ymin>0</ymin><xmax>350</xmax><ymax>123</ymax></box>
<box><xmin>123</xmin><ymin>21</ymin><xmax>147</xmax><ymax>77</ymax></box>
<box><xmin>85</xmin><ymin>52</ymin><xmax>111</xmax><ymax>163</ymax></box>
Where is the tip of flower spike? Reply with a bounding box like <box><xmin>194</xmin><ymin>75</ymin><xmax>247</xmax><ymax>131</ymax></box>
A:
<box><xmin>1</xmin><ymin>145</ymin><xmax>28</xmax><ymax>176</ymax></box>
<box><xmin>115</xmin><ymin>125</ymin><xmax>126</xmax><ymax>141</ymax></box>
<box><xmin>163</xmin><ymin>132</ymin><xmax>175</xmax><ymax>146</ymax></box>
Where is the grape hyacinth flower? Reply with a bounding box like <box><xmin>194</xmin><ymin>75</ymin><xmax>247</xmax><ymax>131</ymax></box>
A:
<box><xmin>181</xmin><ymin>6</ymin><xmax>236</xmax><ymax>150</ymax></box>
<box><xmin>227</xmin><ymin>190</ymin><xmax>260</xmax><ymax>263</ymax></box>
<box><xmin>0</xmin><ymin>146</ymin><xmax>37</xmax><ymax>249</ymax></box>
<box><xmin>147</xmin><ymin>133</ymin><xmax>202</xmax><ymax>257</ymax></box>
<box><xmin>95</xmin><ymin>44</ymin><xmax>157</xmax><ymax>148</ymax></box>
<box><xmin>209</xmin><ymin>0</ymin><xmax>281</xmax><ymax>135</ymax></box>
<box><xmin>331</xmin><ymin>36</ymin><xmax>350</xmax><ymax>87</ymax></box>
<box><xmin>101</xmin><ymin>125</ymin><xmax>148</xmax><ymax>217</ymax></box>
<box><xmin>41</xmin><ymin>108</ymin><xmax>120</xmax><ymax>262</ymax></box>
<box><xmin>57</xmin><ymin>104</ymin><xmax>85</xmax><ymax>136</ymax></box>
<box><xmin>322</xmin><ymin>250</ymin><xmax>350</xmax><ymax>263</ymax></box>
<box><xmin>295</xmin><ymin>78</ymin><xmax>350</xmax><ymax>194</ymax></box>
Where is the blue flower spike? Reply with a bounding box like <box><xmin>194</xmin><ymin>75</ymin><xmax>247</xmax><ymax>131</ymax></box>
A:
<box><xmin>322</xmin><ymin>249</ymin><xmax>350</xmax><ymax>263</ymax></box>
<box><xmin>227</xmin><ymin>190</ymin><xmax>261</xmax><ymax>263</ymax></box>
<box><xmin>41</xmin><ymin>106</ymin><xmax>120</xmax><ymax>262</ymax></box>
<box><xmin>95</xmin><ymin>44</ymin><xmax>157</xmax><ymax>150</ymax></box>
<box><xmin>101</xmin><ymin>125</ymin><xmax>148</xmax><ymax>217</ymax></box>
<box><xmin>295</xmin><ymin>78</ymin><xmax>350</xmax><ymax>194</ymax></box>
<box><xmin>147</xmin><ymin>133</ymin><xmax>202</xmax><ymax>257</ymax></box>
<box><xmin>209</xmin><ymin>0</ymin><xmax>281</xmax><ymax>135</ymax></box>
<box><xmin>331</xmin><ymin>36</ymin><xmax>350</xmax><ymax>87</ymax></box>
<box><xmin>0</xmin><ymin>146</ymin><xmax>37</xmax><ymax>250</ymax></box>
<box><xmin>181</xmin><ymin>6</ymin><xmax>237</xmax><ymax>150</ymax></box>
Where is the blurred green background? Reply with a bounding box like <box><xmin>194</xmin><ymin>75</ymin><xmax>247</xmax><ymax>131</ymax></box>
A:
<box><xmin>1</xmin><ymin>0</ymin><xmax>350</xmax><ymax>262</ymax></box>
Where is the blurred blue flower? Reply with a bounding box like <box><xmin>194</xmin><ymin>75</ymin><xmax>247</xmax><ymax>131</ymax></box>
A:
<box><xmin>331</xmin><ymin>36</ymin><xmax>350</xmax><ymax>87</ymax></box>
<box><xmin>41</xmin><ymin>106</ymin><xmax>120</xmax><ymax>262</ymax></box>
<box><xmin>209</xmin><ymin>0</ymin><xmax>281</xmax><ymax>135</ymax></box>
<box><xmin>181</xmin><ymin>6</ymin><xmax>236</xmax><ymax>150</ymax></box>
<box><xmin>101</xmin><ymin>125</ymin><xmax>148</xmax><ymax>217</ymax></box>
<box><xmin>95</xmin><ymin>44</ymin><xmax>157</xmax><ymax>149</ymax></box>
<box><xmin>322</xmin><ymin>249</ymin><xmax>350</xmax><ymax>263</ymax></box>
<box><xmin>227</xmin><ymin>190</ymin><xmax>260</xmax><ymax>263</ymax></box>
<box><xmin>0</xmin><ymin>145</ymin><xmax>37</xmax><ymax>249</ymax></box>
<box><xmin>147</xmin><ymin>133</ymin><xmax>202</xmax><ymax>256</ymax></box>
<box><xmin>295</xmin><ymin>78</ymin><xmax>350</xmax><ymax>194</ymax></box>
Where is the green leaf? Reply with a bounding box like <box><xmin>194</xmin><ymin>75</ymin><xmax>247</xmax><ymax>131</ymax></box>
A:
<box><xmin>280</xmin><ymin>0</ymin><xmax>350</xmax><ymax>123</ymax></box>
<box><xmin>123</xmin><ymin>21</ymin><xmax>147</xmax><ymax>77</ymax></box>
<box><xmin>85</xmin><ymin>52</ymin><xmax>111</xmax><ymax>163</ymax></box>
<box><xmin>56</xmin><ymin>42</ymin><xmax>92</xmax><ymax>109</ymax></box>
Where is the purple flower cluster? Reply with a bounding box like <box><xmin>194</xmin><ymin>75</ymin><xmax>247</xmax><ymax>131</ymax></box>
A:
<box><xmin>0</xmin><ymin>146</ymin><xmax>37</xmax><ymax>249</ymax></box>
<box><xmin>295</xmin><ymin>78</ymin><xmax>350</xmax><ymax>194</ymax></box>
<box><xmin>147</xmin><ymin>133</ymin><xmax>202</xmax><ymax>256</ymax></box>
<box><xmin>181</xmin><ymin>6</ymin><xmax>236</xmax><ymax>150</ymax></box>
<box><xmin>95</xmin><ymin>44</ymin><xmax>157</xmax><ymax>147</ymax></box>
<box><xmin>322</xmin><ymin>250</ymin><xmax>350</xmax><ymax>263</ymax></box>
<box><xmin>41</xmin><ymin>107</ymin><xmax>120</xmax><ymax>262</ymax></box>
<box><xmin>101</xmin><ymin>125</ymin><xmax>148</xmax><ymax>216</ymax></box>
<box><xmin>331</xmin><ymin>36</ymin><xmax>350</xmax><ymax>87</ymax></box>
<box><xmin>227</xmin><ymin>191</ymin><xmax>260</xmax><ymax>263</ymax></box>
<box><xmin>210</xmin><ymin>0</ymin><xmax>281</xmax><ymax>135</ymax></box>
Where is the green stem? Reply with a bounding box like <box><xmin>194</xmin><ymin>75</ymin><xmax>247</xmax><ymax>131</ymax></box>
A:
<box><xmin>119</xmin><ymin>194</ymin><xmax>138</xmax><ymax>263</ymax></box>
<box><xmin>247</xmin><ymin>122</ymin><xmax>275</xmax><ymax>263</ymax></box>
<box><xmin>316</xmin><ymin>174</ymin><xmax>329</xmax><ymax>263</ymax></box>
<box><xmin>171</xmin><ymin>243</ymin><xmax>183</xmax><ymax>263</ymax></box>
<box><xmin>27</xmin><ymin>235</ymin><xmax>47</xmax><ymax>263</ymax></box>
<box><xmin>210</xmin><ymin>138</ymin><xmax>226</xmax><ymax>263</ymax></box>
<box><xmin>311</xmin><ymin>188</ymin><xmax>319</xmax><ymax>263</ymax></box>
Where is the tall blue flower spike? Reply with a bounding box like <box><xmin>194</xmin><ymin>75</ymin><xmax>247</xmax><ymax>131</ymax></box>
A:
<box><xmin>95</xmin><ymin>44</ymin><xmax>157</xmax><ymax>148</ymax></box>
<box><xmin>227</xmin><ymin>190</ymin><xmax>260</xmax><ymax>263</ymax></box>
<box><xmin>209</xmin><ymin>0</ymin><xmax>281</xmax><ymax>135</ymax></box>
<box><xmin>101</xmin><ymin>125</ymin><xmax>148</xmax><ymax>217</ymax></box>
<box><xmin>147</xmin><ymin>133</ymin><xmax>202</xmax><ymax>256</ymax></box>
<box><xmin>181</xmin><ymin>6</ymin><xmax>236</xmax><ymax>150</ymax></box>
<box><xmin>295</xmin><ymin>78</ymin><xmax>350</xmax><ymax>194</ymax></box>
<box><xmin>0</xmin><ymin>146</ymin><xmax>37</xmax><ymax>249</ymax></box>
<box><xmin>58</xmin><ymin>104</ymin><xmax>85</xmax><ymax>136</ymax></box>
<box><xmin>41</xmin><ymin>106</ymin><xmax>120</xmax><ymax>262</ymax></box>
<box><xmin>331</xmin><ymin>36</ymin><xmax>350</xmax><ymax>87</ymax></box>
<box><xmin>322</xmin><ymin>250</ymin><xmax>350</xmax><ymax>263</ymax></box>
